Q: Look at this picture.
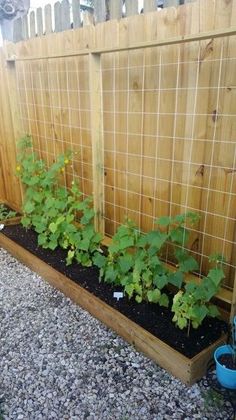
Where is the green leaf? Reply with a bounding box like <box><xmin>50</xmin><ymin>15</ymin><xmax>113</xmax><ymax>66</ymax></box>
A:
<box><xmin>93</xmin><ymin>252</ymin><xmax>107</xmax><ymax>268</ymax></box>
<box><xmin>168</xmin><ymin>271</ymin><xmax>183</xmax><ymax>289</ymax></box>
<box><xmin>153</xmin><ymin>274</ymin><xmax>168</xmax><ymax>290</ymax></box>
<box><xmin>135</xmin><ymin>295</ymin><xmax>142</xmax><ymax>303</ymax></box>
<box><xmin>21</xmin><ymin>216</ymin><xmax>31</xmax><ymax>228</ymax></box>
<box><xmin>147</xmin><ymin>289</ymin><xmax>161</xmax><ymax>303</ymax></box>
<box><xmin>145</xmin><ymin>231</ymin><xmax>168</xmax><ymax>249</ymax></box>
<box><xmin>125</xmin><ymin>283</ymin><xmax>134</xmax><ymax>298</ymax></box>
<box><xmin>66</xmin><ymin>250</ymin><xmax>75</xmax><ymax>265</ymax></box>
<box><xmin>208</xmin><ymin>304</ymin><xmax>220</xmax><ymax>318</ymax></box>
<box><xmin>190</xmin><ymin>304</ymin><xmax>208</xmax><ymax>323</ymax></box>
<box><xmin>49</xmin><ymin>222</ymin><xmax>57</xmax><ymax>234</ymax></box>
<box><xmin>170</xmin><ymin>227</ymin><xmax>189</xmax><ymax>245</ymax></box>
<box><xmin>118</xmin><ymin>254</ymin><xmax>133</xmax><ymax>274</ymax></box>
<box><xmin>24</xmin><ymin>201</ymin><xmax>35</xmax><ymax>214</ymax></box>
<box><xmin>159</xmin><ymin>293</ymin><xmax>169</xmax><ymax>307</ymax></box>
<box><xmin>156</xmin><ymin>216</ymin><xmax>171</xmax><ymax>227</ymax></box>
<box><xmin>177</xmin><ymin>317</ymin><xmax>188</xmax><ymax>329</ymax></box>
<box><xmin>208</xmin><ymin>268</ymin><xmax>225</xmax><ymax>287</ymax></box>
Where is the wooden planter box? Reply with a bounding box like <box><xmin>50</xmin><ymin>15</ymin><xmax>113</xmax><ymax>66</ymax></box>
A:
<box><xmin>0</xmin><ymin>232</ymin><xmax>227</xmax><ymax>386</ymax></box>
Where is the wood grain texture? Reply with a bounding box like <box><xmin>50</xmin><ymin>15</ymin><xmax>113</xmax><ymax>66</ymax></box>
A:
<box><xmin>0</xmin><ymin>232</ymin><xmax>227</xmax><ymax>386</ymax></box>
<box><xmin>1</xmin><ymin>0</ymin><xmax>236</xmax><ymax>305</ymax></box>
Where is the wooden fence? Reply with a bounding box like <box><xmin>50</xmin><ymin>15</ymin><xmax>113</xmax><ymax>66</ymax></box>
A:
<box><xmin>0</xmin><ymin>0</ymin><xmax>236</xmax><ymax>312</ymax></box>
<box><xmin>10</xmin><ymin>0</ymin><xmax>196</xmax><ymax>42</ymax></box>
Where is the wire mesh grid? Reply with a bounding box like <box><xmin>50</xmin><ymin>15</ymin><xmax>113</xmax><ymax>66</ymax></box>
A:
<box><xmin>14</xmin><ymin>35</ymin><xmax>236</xmax><ymax>289</ymax></box>
<box><xmin>102</xmin><ymin>38</ymin><xmax>236</xmax><ymax>289</ymax></box>
<box><xmin>16</xmin><ymin>56</ymin><xmax>93</xmax><ymax>199</ymax></box>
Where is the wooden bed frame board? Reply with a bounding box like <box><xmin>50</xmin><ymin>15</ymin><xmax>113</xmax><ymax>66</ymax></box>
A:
<box><xmin>0</xmin><ymin>232</ymin><xmax>227</xmax><ymax>385</ymax></box>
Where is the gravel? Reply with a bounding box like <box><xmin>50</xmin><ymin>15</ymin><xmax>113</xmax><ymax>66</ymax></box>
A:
<box><xmin>0</xmin><ymin>248</ymin><xmax>232</xmax><ymax>419</ymax></box>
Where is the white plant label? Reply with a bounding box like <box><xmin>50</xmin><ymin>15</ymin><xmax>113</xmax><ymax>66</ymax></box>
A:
<box><xmin>113</xmin><ymin>292</ymin><xmax>123</xmax><ymax>301</ymax></box>
<box><xmin>0</xmin><ymin>224</ymin><xmax>4</xmax><ymax>230</ymax></box>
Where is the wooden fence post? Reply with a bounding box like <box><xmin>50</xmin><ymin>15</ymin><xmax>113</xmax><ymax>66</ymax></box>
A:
<box><xmin>126</xmin><ymin>0</ymin><xmax>139</xmax><ymax>16</ymax></box>
<box><xmin>2</xmin><ymin>49</ymin><xmax>24</xmax><ymax>206</ymax></box>
<box><xmin>89</xmin><ymin>53</ymin><xmax>105</xmax><ymax>236</ymax></box>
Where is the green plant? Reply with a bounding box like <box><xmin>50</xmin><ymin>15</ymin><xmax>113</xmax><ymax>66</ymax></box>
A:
<box><xmin>172</xmin><ymin>255</ymin><xmax>225</xmax><ymax>335</ymax></box>
<box><xmin>16</xmin><ymin>135</ymin><xmax>102</xmax><ymax>266</ymax></box>
<box><xmin>94</xmin><ymin>212</ymin><xmax>200</xmax><ymax>306</ymax></box>
<box><xmin>0</xmin><ymin>204</ymin><xmax>16</xmax><ymax>221</ymax></box>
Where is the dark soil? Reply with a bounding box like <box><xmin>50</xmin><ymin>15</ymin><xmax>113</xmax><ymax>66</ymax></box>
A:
<box><xmin>218</xmin><ymin>354</ymin><xmax>236</xmax><ymax>370</ymax></box>
<box><xmin>2</xmin><ymin>224</ymin><xmax>228</xmax><ymax>359</ymax></box>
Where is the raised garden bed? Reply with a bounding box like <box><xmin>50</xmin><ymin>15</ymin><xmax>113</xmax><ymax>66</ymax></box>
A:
<box><xmin>0</xmin><ymin>223</ymin><xmax>228</xmax><ymax>386</ymax></box>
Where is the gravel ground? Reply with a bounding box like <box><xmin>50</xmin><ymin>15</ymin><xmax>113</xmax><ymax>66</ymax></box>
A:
<box><xmin>0</xmin><ymin>248</ymin><xmax>232</xmax><ymax>420</ymax></box>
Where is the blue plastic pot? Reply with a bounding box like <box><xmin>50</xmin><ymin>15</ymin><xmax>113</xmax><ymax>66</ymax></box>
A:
<box><xmin>214</xmin><ymin>345</ymin><xmax>236</xmax><ymax>389</ymax></box>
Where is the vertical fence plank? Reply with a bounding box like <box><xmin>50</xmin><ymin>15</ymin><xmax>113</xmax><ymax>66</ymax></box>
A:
<box><xmin>83</xmin><ymin>11</ymin><xmax>94</xmax><ymax>26</ymax></box>
<box><xmin>22</xmin><ymin>15</ymin><xmax>29</xmax><ymax>40</ymax></box>
<box><xmin>89</xmin><ymin>53</ymin><xmax>105</xmax><ymax>235</ymax></box>
<box><xmin>61</xmin><ymin>0</ymin><xmax>71</xmax><ymax>31</ymax></box>
<box><xmin>72</xmin><ymin>0</ymin><xmax>81</xmax><ymax>28</ymax></box>
<box><xmin>54</xmin><ymin>1</ymin><xmax>62</xmax><ymax>32</ymax></box>
<box><xmin>13</xmin><ymin>18</ymin><xmax>23</xmax><ymax>42</ymax></box>
<box><xmin>126</xmin><ymin>0</ymin><xmax>139</xmax><ymax>16</ymax></box>
<box><xmin>94</xmin><ymin>0</ymin><xmax>106</xmax><ymax>23</ymax></box>
<box><xmin>45</xmin><ymin>4</ymin><xmax>52</xmax><ymax>34</ymax></box>
<box><xmin>163</xmin><ymin>0</ymin><xmax>179</xmax><ymax>7</ymax></box>
<box><xmin>110</xmin><ymin>0</ymin><xmax>123</xmax><ymax>19</ymax></box>
<box><xmin>29</xmin><ymin>11</ymin><xmax>36</xmax><ymax>38</ymax></box>
<box><xmin>143</xmin><ymin>0</ymin><xmax>156</xmax><ymax>13</ymax></box>
<box><xmin>36</xmin><ymin>7</ymin><xmax>43</xmax><ymax>36</ymax></box>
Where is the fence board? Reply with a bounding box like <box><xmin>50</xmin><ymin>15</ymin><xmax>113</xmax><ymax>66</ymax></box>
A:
<box><xmin>36</xmin><ymin>8</ymin><xmax>43</xmax><ymax>36</ymax></box>
<box><xmin>29</xmin><ymin>11</ymin><xmax>36</xmax><ymax>38</ymax></box>
<box><xmin>13</xmin><ymin>18</ymin><xmax>23</xmax><ymax>42</ymax></box>
<box><xmin>61</xmin><ymin>0</ymin><xmax>71</xmax><ymax>31</ymax></box>
<box><xmin>126</xmin><ymin>0</ymin><xmax>139</xmax><ymax>16</ymax></box>
<box><xmin>143</xmin><ymin>0</ymin><xmax>156</xmax><ymax>13</ymax></box>
<box><xmin>22</xmin><ymin>15</ymin><xmax>29</xmax><ymax>40</ymax></box>
<box><xmin>163</xmin><ymin>0</ymin><xmax>179</xmax><ymax>6</ymax></box>
<box><xmin>45</xmin><ymin>4</ymin><xmax>52</xmax><ymax>34</ymax></box>
<box><xmin>94</xmin><ymin>0</ymin><xmax>106</xmax><ymax>23</ymax></box>
<box><xmin>54</xmin><ymin>1</ymin><xmax>62</xmax><ymax>32</ymax></box>
<box><xmin>110</xmin><ymin>0</ymin><xmax>123</xmax><ymax>19</ymax></box>
<box><xmin>72</xmin><ymin>0</ymin><xmax>81</xmax><ymax>28</ymax></box>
